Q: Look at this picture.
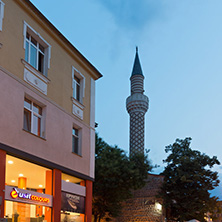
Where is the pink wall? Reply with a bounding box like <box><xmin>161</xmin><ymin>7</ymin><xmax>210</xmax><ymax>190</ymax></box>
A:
<box><xmin>0</xmin><ymin>69</ymin><xmax>93</xmax><ymax>177</ymax></box>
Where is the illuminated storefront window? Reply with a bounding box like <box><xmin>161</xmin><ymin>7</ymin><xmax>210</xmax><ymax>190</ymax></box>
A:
<box><xmin>5</xmin><ymin>155</ymin><xmax>52</xmax><ymax>222</ymax></box>
<box><xmin>5</xmin><ymin>201</ymin><xmax>51</xmax><ymax>222</ymax></box>
<box><xmin>62</xmin><ymin>173</ymin><xmax>84</xmax><ymax>185</ymax></box>
<box><xmin>61</xmin><ymin>212</ymin><xmax>84</xmax><ymax>222</ymax></box>
<box><xmin>61</xmin><ymin>173</ymin><xmax>85</xmax><ymax>222</ymax></box>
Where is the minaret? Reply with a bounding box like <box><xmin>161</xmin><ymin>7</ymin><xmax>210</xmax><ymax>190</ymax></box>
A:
<box><xmin>126</xmin><ymin>47</ymin><xmax>149</xmax><ymax>156</ymax></box>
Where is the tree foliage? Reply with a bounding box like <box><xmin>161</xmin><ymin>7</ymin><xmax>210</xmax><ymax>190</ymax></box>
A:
<box><xmin>93</xmin><ymin>133</ymin><xmax>153</xmax><ymax>221</ymax></box>
<box><xmin>159</xmin><ymin>137</ymin><xmax>220</xmax><ymax>221</ymax></box>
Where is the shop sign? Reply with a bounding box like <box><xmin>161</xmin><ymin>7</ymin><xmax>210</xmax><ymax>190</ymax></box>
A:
<box><xmin>61</xmin><ymin>192</ymin><xmax>85</xmax><ymax>214</ymax></box>
<box><xmin>5</xmin><ymin>186</ymin><xmax>53</xmax><ymax>207</ymax></box>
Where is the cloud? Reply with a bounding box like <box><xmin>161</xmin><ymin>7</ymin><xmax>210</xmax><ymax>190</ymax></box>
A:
<box><xmin>95</xmin><ymin>0</ymin><xmax>165</xmax><ymax>31</ymax></box>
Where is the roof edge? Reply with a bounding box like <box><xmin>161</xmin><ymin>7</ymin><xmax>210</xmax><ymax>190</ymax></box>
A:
<box><xmin>19</xmin><ymin>0</ymin><xmax>103</xmax><ymax>80</ymax></box>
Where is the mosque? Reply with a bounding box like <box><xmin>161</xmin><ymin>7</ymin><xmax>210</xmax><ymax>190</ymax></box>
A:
<box><xmin>115</xmin><ymin>48</ymin><xmax>165</xmax><ymax>222</ymax></box>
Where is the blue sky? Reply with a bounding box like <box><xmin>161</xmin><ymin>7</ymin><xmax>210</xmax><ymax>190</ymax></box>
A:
<box><xmin>30</xmin><ymin>0</ymin><xmax>222</xmax><ymax>197</ymax></box>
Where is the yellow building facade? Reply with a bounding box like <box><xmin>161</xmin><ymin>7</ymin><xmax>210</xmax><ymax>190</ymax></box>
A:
<box><xmin>0</xmin><ymin>0</ymin><xmax>102</xmax><ymax>221</ymax></box>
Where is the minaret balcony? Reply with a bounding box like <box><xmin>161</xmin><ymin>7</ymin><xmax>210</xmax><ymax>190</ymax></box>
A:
<box><xmin>126</xmin><ymin>93</ymin><xmax>149</xmax><ymax>114</ymax></box>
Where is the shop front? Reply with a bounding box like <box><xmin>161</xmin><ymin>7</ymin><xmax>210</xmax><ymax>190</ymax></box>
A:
<box><xmin>60</xmin><ymin>174</ymin><xmax>86</xmax><ymax>222</ymax></box>
<box><xmin>4</xmin><ymin>155</ymin><xmax>53</xmax><ymax>222</ymax></box>
<box><xmin>5</xmin><ymin>186</ymin><xmax>52</xmax><ymax>222</ymax></box>
<box><xmin>1</xmin><ymin>153</ymin><xmax>91</xmax><ymax>222</ymax></box>
<box><xmin>61</xmin><ymin>191</ymin><xmax>85</xmax><ymax>222</ymax></box>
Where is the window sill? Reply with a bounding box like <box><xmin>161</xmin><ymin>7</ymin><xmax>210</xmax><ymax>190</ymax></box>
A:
<box><xmin>22</xmin><ymin>59</ymin><xmax>50</xmax><ymax>95</ymax></box>
<box><xmin>71</xmin><ymin>97</ymin><xmax>84</xmax><ymax>109</ymax></box>
<box><xmin>71</xmin><ymin>97</ymin><xmax>84</xmax><ymax>120</ymax></box>
<box><xmin>23</xmin><ymin>129</ymin><xmax>46</xmax><ymax>141</ymax></box>
<box><xmin>72</xmin><ymin>152</ymin><xmax>82</xmax><ymax>158</ymax></box>
<box><xmin>22</xmin><ymin>59</ymin><xmax>50</xmax><ymax>82</ymax></box>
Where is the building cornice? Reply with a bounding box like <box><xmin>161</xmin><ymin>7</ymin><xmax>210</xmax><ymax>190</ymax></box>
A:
<box><xmin>14</xmin><ymin>0</ymin><xmax>103</xmax><ymax>80</ymax></box>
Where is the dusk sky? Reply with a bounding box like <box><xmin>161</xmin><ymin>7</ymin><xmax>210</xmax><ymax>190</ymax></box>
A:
<box><xmin>30</xmin><ymin>0</ymin><xmax>222</xmax><ymax>197</ymax></box>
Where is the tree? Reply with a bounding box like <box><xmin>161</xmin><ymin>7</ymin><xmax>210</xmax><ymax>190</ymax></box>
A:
<box><xmin>159</xmin><ymin>137</ymin><xmax>220</xmax><ymax>221</ymax></box>
<box><xmin>93</xmin><ymin>134</ymin><xmax>153</xmax><ymax>221</ymax></box>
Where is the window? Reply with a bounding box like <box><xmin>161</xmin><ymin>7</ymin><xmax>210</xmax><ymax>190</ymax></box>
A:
<box><xmin>0</xmin><ymin>0</ymin><xmax>5</xmax><ymax>31</ymax></box>
<box><xmin>72</xmin><ymin>127</ymin><xmax>81</xmax><ymax>155</ymax></box>
<box><xmin>62</xmin><ymin>173</ymin><xmax>84</xmax><ymax>185</ymax></box>
<box><xmin>23</xmin><ymin>22</ymin><xmax>51</xmax><ymax>76</ymax></box>
<box><xmin>23</xmin><ymin>98</ymin><xmax>44</xmax><ymax>137</ymax></box>
<box><xmin>73</xmin><ymin>76</ymin><xmax>81</xmax><ymax>101</ymax></box>
<box><xmin>25</xmin><ymin>33</ymin><xmax>45</xmax><ymax>73</ymax></box>
<box><xmin>72</xmin><ymin>66</ymin><xmax>85</xmax><ymax>103</ymax></box>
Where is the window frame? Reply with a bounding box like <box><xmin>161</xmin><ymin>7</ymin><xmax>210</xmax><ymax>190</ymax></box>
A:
<box><xmin>72</xmin><ymin>66</ymin><xmax>85</xmax><ymax>104</ymax></box>
<box><xmin>0</xmin><ymin>0</ymin><xmax>5</xmax><ymax>31</ymax></box>
<box><xmin>72</xmin><ymin>127</ymin><xmax>81</xmax><ymax>156</ymax></box>
<box><xmin>23</xmin><ymin>97</ymin><xmax>45</xmax><ymax>138</ymax></box>
<box><xmin>25</xmin><ymin>33</ymin><xmax>45</xmax><ymax>73</ymax></box>
<box><xmin>23</xmin><ymin>21</ymin><xmax>51</xmax><ymax>77</ymax></box>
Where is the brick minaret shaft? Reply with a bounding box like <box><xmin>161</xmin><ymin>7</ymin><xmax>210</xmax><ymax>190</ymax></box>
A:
<box><xmin>126</xmin><ymin>47</ymin><xmax>149</xmax><ymax>156</ymax></box>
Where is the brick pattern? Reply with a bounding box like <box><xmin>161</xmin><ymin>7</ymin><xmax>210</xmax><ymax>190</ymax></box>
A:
<box><xmin>114</xmin><ymin>175</ymin><xmax>165</xmax><ymax>222</ymax></box>
<box><xmin>116</xmin><ymin>198</ymin><xmax>163</xmax><ymax>222</ymax></box>
<box><xmin>130</xmin><ymin>111</ymin><xmax>145</xmax><ymax>155</ymax></box>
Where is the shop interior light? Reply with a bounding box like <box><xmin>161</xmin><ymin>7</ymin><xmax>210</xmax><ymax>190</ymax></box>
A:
<box><xmin>19</xmin><ymin>174</ymin><xmax>24</xmax><ymax>177</ymax></box>
<box><xmin>39</xmin><ymin>185</ymin><xmax>43</xmax><ymax>188</ymax></box>
<box><xmin>72</xmin><ymin>213</ymin><xmax>80</xmax><ymax>216</ymax></box>
<box><xmin>8</xmin><ymin>160</ymin><xmax>13</xmax><ymax>164</ymax></box>
<box><xmin>11</xmin><ymin>180</ymin><xmax>15</xmax><ymax>183</ymax></box>
<box><xmin>155</xmin><ymin>202</ymin><xmax>162</xmax><ymax>211</ymax></box>
<box><xmin>66</xmin><ymin>179</ymin><xmax>70</xmax><ymax>182</ymax></box>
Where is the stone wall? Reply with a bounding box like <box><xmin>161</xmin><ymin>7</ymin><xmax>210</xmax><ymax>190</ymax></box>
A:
<box><xmin>114</xmin><ymin>174</ymin><xmax>165</xmax><ymax>222</ymax></box>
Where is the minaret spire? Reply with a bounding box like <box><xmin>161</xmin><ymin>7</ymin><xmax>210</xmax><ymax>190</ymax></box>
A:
<box><xmin>126</xmin><ymin>48</ymin><xmax>149</xmax><ymax>156</ymax></box>
<box><xmin>131</xmin><ymin>47</ymin><xmax>143</xmax><ymax>76</ymax></box>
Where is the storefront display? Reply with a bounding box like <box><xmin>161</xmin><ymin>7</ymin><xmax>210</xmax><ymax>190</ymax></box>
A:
<box><xmin>4</xmin><ymin>200</ymin><xmax>51</xmax><ymax>222</ymax></box>
<box><xmin>61</xmin><ymin>192</ymin><xmax>84</xmax><ymax>214</ymax></box>
<box><xmin>4</xmin><ymin>155</ymin><xmax>53</xmax><ymax>222</ymax></box>
<box><xmin>3</xmin><ymin>155</ymin><xmax>88</xmax><ymax>222</ymax></box>
<box><xmin>61</xmin><ymin>212</ymin><xmax>84</xmax><ymax>222</ymax></box>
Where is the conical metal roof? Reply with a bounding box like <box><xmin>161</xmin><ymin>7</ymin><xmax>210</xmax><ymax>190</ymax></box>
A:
<box><xmin>131</xmin><ymin>47</ymin><xmax>143</xmax><ymax>76</ymax></box>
